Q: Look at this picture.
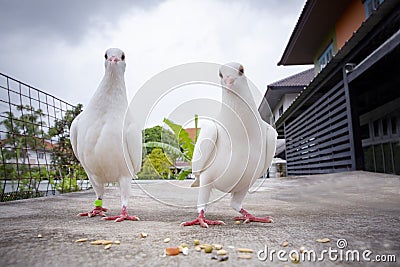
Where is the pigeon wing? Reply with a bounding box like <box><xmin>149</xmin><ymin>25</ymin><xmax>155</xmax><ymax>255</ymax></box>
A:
<box><xmin>69</xmin><ymin>114</ymin><xmax>81</xmax><ymax>161</ymax></box>
<box><xmin>191</xmin><ymin>120</ymin><xmax>218</xmax><ymax>187</ymax></box>
<box><xmin>124</xmin><ymin>118</ymin><xmax>143</xmax><ymax>176</ymax></box>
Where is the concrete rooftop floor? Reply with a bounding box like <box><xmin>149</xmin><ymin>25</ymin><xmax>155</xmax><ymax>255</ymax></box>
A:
<box><xmin>0</xmin><ymin>171</ymin><xmax>399</xmax><ymax>266</ymax></box>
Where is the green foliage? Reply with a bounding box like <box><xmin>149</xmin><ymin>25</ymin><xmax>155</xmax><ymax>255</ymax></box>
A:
<box><xmin>163</xmin><ymin>118</ymin><xmax>195</xmax><ymax>161</ymax></box>
<box><xmin>143</xmin><ymin>141</ymin><xmax>185</xmax><ymax>159</ymax></box>
<box><xmin>0</xmin><ymin>103</ymin><xmax>86</xmax><ymax>199</ymax></box>
<box><xmin>50</xmin><ymin>165</ymin><xmax>85</xmax><ymax>193</ymax></box>
<box><xmin>48</xmin><ymin>104</ymin><xmax>83</xmax><ymax>174</ymax></box>
<box><xmin>142</xmin><ymin>125</ymin><xmax>178</xmax><ymax>155</ymax></box>
<box><xmin>137</xmin><ymin>148</ymin><xmax>173</xmax><ymax>179</ymax></box>
<box><xmin>0</xmin><ymin>105</ymin><xmax>48</xmax><ymax>163</ymax></box>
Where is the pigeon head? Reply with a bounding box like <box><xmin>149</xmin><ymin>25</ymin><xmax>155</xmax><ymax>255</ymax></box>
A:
<box><xmin>219</xmin><ymin>62</ymin><xmax>246</xmax><ymax>91</ymax></box>
<box><xmin>104</xmin><ymin>48</ymin><xmax>126</xmax><ymax>74</ymax></box>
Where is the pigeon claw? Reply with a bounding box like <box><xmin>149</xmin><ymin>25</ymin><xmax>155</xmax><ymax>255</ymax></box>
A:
<box><xmin>78</xmin><ymin>206</ymin><xmax>108</xmax><ymax>218</ymax></box>
<box><xmin>102</xmin><ymin>206</ymin><xmax>139</xmax><ymax>223</ymax></box>
<box><xmin>234</xmin><ymin>208</ymin><xmax>273</xmax><ymax>223</ymax></box>
<box><xmin>181</xmin><ymin>210</ymin><xmax>225</xmax><ymax>228</ymax></box>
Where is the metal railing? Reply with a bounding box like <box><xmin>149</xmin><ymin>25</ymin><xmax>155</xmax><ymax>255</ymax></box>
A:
<box><xmin>0</xmin><ymin>72</ymin><xmax>89</xmax><ymax>201</ymax></box>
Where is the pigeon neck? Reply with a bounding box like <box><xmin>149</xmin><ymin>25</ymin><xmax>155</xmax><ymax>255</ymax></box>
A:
<box><xmin>99</xmin><ymin>71</ymin><xmax>127</xmax><ymax>97</ymax></box>
<box><xmin>88</xmin><ymin>71</ymin><xmax>127</xmax><ymax>109</ymax></box>
<box><xmin>220</xmin><ymin>82</ymin><xmax>259</xmax><ymax>121</ymax></box>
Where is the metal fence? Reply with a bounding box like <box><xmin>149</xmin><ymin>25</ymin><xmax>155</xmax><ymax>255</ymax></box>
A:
<box><xmin>0</xmin><ymin>72</ymin><xmax>89</xmax><ymax>202</ymax></box>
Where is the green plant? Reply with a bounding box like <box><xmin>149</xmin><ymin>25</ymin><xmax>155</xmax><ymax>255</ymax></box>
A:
<box><xmin>137</xmin><ymin>148</ymin><xmax>174</xmax><ymax>179</ymax></box>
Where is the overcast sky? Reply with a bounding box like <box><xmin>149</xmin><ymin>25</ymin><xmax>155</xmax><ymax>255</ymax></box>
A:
<box><xmin>0</xmin><ymin>0</ymin><xmax>310</xmax><ymax>127</ymax></box>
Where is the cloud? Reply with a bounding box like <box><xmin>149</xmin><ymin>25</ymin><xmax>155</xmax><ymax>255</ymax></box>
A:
<box><xmin>0</xmin><ymin>0</ymin><xmax>310</xmax><ymax>126</ymax></box>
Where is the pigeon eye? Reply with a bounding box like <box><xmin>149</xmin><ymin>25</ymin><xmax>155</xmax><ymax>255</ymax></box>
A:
<box><xmin>121</xmin><ymin>53</ymin><xmax>125</xmax><ymax>61</ymax></box>
<box><xmin>219</xmin><ymin>71</ymin><xmax>223</xmax><ymax>78</ymax></box>
<box><xmin>238</xmin><ymin>66</ymin><xmax>244</xmax><ymax>76</ymax></box>
<box><xmin>104</xmin><ymin>53</ymin><xmax>108</xmax><ymax>60</ymax></box>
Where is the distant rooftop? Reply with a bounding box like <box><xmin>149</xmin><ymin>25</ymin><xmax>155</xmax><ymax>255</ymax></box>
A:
<box><xmin>269</xmin><ymin>68</ymin><xmax>315</xmax><ymax>88</ymax></box>
<box><xmin>259</xmin><ymin>68</ymin><xmax>315</xmax><ymax>117</ymax></box>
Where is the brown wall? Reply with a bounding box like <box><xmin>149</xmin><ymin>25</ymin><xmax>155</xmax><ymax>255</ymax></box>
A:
<box><xmin>335</xmin><ymin>0</ymin><xmax>366</xmax><ymax>49</ymax></box>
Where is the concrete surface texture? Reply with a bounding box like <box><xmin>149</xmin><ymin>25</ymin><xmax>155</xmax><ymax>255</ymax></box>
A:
<box><xmin>0</xmin><ymin>171</ymin><xmax>399</xmax><ymax>266</ymax></box>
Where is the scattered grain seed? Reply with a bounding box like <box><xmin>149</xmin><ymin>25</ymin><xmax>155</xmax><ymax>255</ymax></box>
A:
<box><xmin>281</xmin><ymin>241</ymin><xmax>289</xmax><ymax>247</ymax></box>
<box><xmin>165</xmin><ymin>247</ymin><xmax>180</xmax><ymax>256</ymax></box>
<box><xmin>238</xmin><ymin>254</ymin><xmax>252</xmax><ymax>259</ymax></box>
<box><xmin>299</xmin><ymin>246</ymin><xmax>306</xmax><ymax>253</ymax></box>
<box><xmin>91</xmin><ymin>240</ymin><xmax>106</xmax><ymax>245</ymax></box>
<box><xmin>140</xmin><ymin>233</ymin><xmax>148</xmax><ymax>238</ymax></box>
<box><xmin>193</xmin><ymin>239</ymin><xmax>200</xmax><ymax>245</ymax></box>
<box><xmin>195</xmin><ymin>246</ymin><xmax>202</xmax><ymax>252</ymax></box>
<box><xmin>180</xmin><ymin>243</ymin><xmax>189</xmax><ymax>248</ymax></box>
<box><xmin>104</xmin><ymin>244</ymin><xmax>112</xmax><ymax>250</ymax></box>
<box><xmin>37</xmin><ymin>234</ymin><xmax>42</xmax><ymax>238</ymax></box>
<box><xmin>114</xmin><ymin>241</ymin><xmax>121</xmax><ymax>245</ymax></box>
<box><xmin>200</xmin><ymin>244</ymin><xmax>209</xmax><ymax>249</ymax></box>
<box><xmin>290</xmin><ymin>254</ymin><xmax>300</xmax><ymax>264</ymax></box>
<box><xmin>163</xmin><ymin>238</ymin><xmax>170</xmax><ymax>243</ymax></box>
<box><xmin>237</xmin><ymin>248</ymin><xmax>253</xmax><ymax>253</ymax></box>
<box><xmin>228</xmin><ymin>245</ymin><xmax>235</xmax><ymax>249</ymax></box>
<box><xmin>213</xmin><ymin>244</ymin><xmax>223</xmax><ymax>250</ymax></box>
<box><xmin>235</xmin><ymin>220</ymin><xmax>241</xmax><ymax>225</ymax></box>
<box><xmin>204</xmin><ymin>245</ymin><xmax>213</xmax><ymax>253</ymax></box>
<box><xmin>316</xmin><ymin>238</ymin><xmax>330</xmax><ymax>243</ymax></box>
<box><xmin>182</xmin><ymin>247</ymin><xmax>189</xmax><ymax>256</ymax></box>
<box><xmin>101</xmin><ymin>240</ymin><xmax>113</xmax><ymax>245</ymax></box>
<box><xmin>75</xmin><ymin>238</ymin><xmax>88</xmax><ymax>243</ymax></box>
<box><xmin>217</xmin><ymin>249</ymin><xmax>227</xmax><ymax>255</ymax></box>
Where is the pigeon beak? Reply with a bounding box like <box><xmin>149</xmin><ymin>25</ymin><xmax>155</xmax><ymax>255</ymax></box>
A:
<box><xmin>223</xmin><ymin>76</ymin><xmax>236</xmax><ymax>89</ymax></box>
<box><xmin>109</xmin><ymin>56</ymin><xmax>119</xmax><ymax>64</ymax></box>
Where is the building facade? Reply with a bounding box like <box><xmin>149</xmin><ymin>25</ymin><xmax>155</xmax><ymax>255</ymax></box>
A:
<box><xmin>262</xmin><ymin>0</ymin><xmax>400</xmax><ymax>175</ymax></box>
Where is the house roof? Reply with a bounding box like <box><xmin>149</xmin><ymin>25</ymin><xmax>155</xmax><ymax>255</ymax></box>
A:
<box><xmin>278</xmin><ymin>0</ymin><xmax>352</xmax><ymax>65</ymax></box>
<box><xmin>185</xmin><ymin>128</ymin><xmax>199</xmax><ymax>142</ymax></box>
<box><xmin>261</xmin><ymin>68</ymin><xmax>315</xmax><ymax>112</ymax></box>
<box><xmin>269</xmin><ymin>68</ymin><xmax>315</xmax><ymax>88</ymax></box>
<box><xmin>0</xmin><ymin>138</ymin><xmax>55</xmax><ymax>151</ymax></box>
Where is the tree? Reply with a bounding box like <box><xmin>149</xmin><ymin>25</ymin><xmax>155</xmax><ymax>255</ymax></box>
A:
<box><xmin>142</xmin><ymin>117</ymin><xmax>199</xmax><ymax>180</ymax></box>
<box><xmin>138</xmin><ymin>148</ymin><xmax>173</xmax><ymax>179</ymax></box>
<box><xmin>48</xmin><ymin>104</ymin><xmax>83</xmax><ymax>173</ymax></box>
<box><xmin>0</xmin><ymin>105</ymin><xmax>47</xmax><ymax>164</ymax></box>
<box><xmin>47</xmin><ymin>103</ymin><xmax>86</xmax><ymax>192</ymax></box>
<box><xmin>143</xmin><ymin>125</ymin><xmax>178</xmax><ymax>155</ymax></box>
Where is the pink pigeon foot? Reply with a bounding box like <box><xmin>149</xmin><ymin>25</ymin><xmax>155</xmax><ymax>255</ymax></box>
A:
<box><xmin>181</xmin><ymin>210</ymin><xmax>225</xmax><ymax>228</ymax></box>
<box><xmin>234</xmin><ymin>208</ymin><xmax>273</xmax><ymax>223</ymax></box>
<box><xmin>102</xmin><ymin>206</ymin><xmax>140</xmax><ymax>222</ymax></box>
<box><xmin>78</xmin><ymin>206</ymin><xmax>108</xmax><ymax>218</ymax></box>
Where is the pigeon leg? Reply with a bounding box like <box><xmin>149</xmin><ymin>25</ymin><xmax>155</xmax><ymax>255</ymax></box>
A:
<box><xmin>78</xmin><ymin>199</ymin><xmax>108</xmax><ymax>217</ymax></box>
<box><xmin>231</xmin><ymin>189</ymin><xmax>272</xmax><ymax>223</ymax></box>
<box><xmin>181</xmin><ymin>209</ymin><xmax>225</xmax><ymax>228</ymax></box>
<box><xmin>102</xmin><ymin>177</ymin><xmax>139</xmax><ymax>222</ymax></box>
<box><xmin>181</xmin><ymin>183</ymin><xmax>225</xmax><ymax>228</ymax></box>
<box><xmin>234</xmin><ymin>208</ymin><xmax>273</xmax><ymax>223</ymax></box>
<box><xmin>78</xmin><ymin>181</ymin><xmax>107</xmax><ymax>217</ymax></box>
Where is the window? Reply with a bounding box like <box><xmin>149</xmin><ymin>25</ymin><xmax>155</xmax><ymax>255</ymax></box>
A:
<box><xmin>382</xmin><ymin>118</ymin><xmax>388</xmax><ymax>136</ymax></box>
<box><xmin>318</xmin><ymin>42</ymin><xmax>334</xmax><ymax>71</ymax></box>
<box><xmin>391</xmin><ymin>117</ymin><xmax>397</xmax><ymax>134</ymax></box>
<box><xmin>364</xmin><ymin>0</ymin><xmax>385</xmax><ymax>19</ymax></box>
<box><xmin>278</xmin><ymin>105</ymin><xmax>284</xmax><ymax>117</ymax></box>
<box><xmin>373</xmin><ymin>120</ymin><xmax>380</xmax><ymax>137</ymax></box>
<box><xmin>38</xmin><ymin>152</ymin><xmax>44</xmax><ymax>159</ymax></box>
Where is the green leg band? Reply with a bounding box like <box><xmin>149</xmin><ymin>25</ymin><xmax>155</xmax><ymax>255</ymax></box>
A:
<box><xmin>94</xmin><ymin>199</ymin><xmax>102</xmax><ymax>207</ymax></box>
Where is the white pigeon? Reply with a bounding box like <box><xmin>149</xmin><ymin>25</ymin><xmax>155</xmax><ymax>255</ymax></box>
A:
<box><xmin>182</xmin><ymin>62</ymin><xmax>277</xmax><ymax>228</ymax></box>
<box><xmin>70</xmin><ymin>48</ymin><xmax>142</xmax><ymax>222</ymax></box>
